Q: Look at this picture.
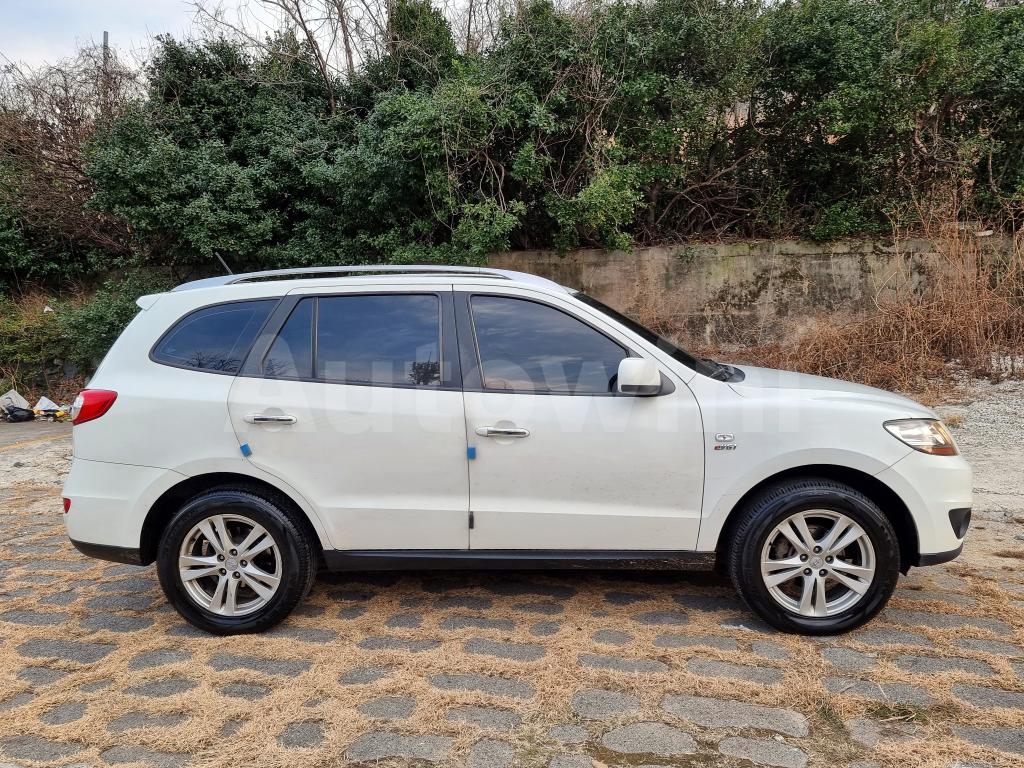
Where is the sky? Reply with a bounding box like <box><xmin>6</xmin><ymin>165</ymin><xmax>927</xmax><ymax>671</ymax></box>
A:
<box><xmin>0</xmin><ymin>0</ymin><xmax>209</xmax><ymax>68</ymax></box>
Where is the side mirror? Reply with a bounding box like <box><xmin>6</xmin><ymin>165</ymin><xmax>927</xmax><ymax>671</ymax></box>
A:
<box><xmin>617</xmin><ymin>358</ymin><xmax>662</xmax><ymax>396</ymax></box>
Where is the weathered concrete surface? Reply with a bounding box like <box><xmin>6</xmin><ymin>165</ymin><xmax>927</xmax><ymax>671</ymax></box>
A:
<box><xmin>489</xmin><ymin>238</ymin><xmax>1013</xmax><ymax>343</ymax></box>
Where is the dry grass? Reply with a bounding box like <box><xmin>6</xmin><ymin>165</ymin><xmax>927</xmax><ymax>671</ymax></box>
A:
<box><xmin>3</xmin><ymin>464</ymin><xmax>1024</xmax><ymax>768</ymax></box>
<box><xmin>632</xmin><ymin>196</ymin><xmax>1024</xmax><ymax>398</ymax></box>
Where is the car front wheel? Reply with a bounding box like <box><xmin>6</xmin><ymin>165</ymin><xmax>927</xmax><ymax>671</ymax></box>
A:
<box><xmin>157</xmin><ymin>487</ymin><xmax>315</xmax><ymax>634</ymax></box>
<box><xmin>726</xmin><ymin>478</ymin><xmax>901</xmax><ymax>634</ymax></box>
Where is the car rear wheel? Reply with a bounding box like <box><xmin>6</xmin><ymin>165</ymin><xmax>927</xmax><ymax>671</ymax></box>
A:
<box><xmin>157</xmin><ymin>487</ymin><xmax>315</xmax><ymax>634</ymax></box>
<box><xmin>726</xmin><ymin>477</ymin><xmax>900</xmax><ymax>634</ymax></box>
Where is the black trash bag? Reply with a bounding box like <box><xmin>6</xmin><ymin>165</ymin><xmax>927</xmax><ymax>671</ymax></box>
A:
<box><xmin>2</xmin><ymin>405</ymin><xmax>34</xmax><ymax>423</ymax></box>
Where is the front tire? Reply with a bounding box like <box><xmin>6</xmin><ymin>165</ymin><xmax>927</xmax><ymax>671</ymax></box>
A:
<box><xmin>157</xmin><ymin>487</ymin><xmax>315</xmax><ymax>634</ymax></box>
<box><xmin>726</xmin><ymin>478</ymin><xmax>900</xmax><ymax>635</ymax></box>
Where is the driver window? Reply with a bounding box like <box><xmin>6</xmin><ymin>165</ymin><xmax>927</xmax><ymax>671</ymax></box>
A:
<box><xmin>470</xmin><ymin>295</ymin><xmax>627</xmax><ymax>393</ymax></box>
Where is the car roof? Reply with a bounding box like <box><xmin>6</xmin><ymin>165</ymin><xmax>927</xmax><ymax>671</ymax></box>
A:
<box><xmin>170</xmin><ymin>266</ymin><xmax>570</xmax><ymax>294</ymax></box>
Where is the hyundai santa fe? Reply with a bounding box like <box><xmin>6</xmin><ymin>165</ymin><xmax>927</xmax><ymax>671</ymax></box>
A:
<box><xmin>62</xmin><ymin>265</ymin><xmax>972</xmax><ymax>635</ymax></box>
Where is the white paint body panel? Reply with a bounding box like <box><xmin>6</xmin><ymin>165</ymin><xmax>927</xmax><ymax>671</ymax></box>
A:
<box><xmin>62</xmin><ymin>272</ymin><xmax>972</xmax><ymax>564</ymax></box>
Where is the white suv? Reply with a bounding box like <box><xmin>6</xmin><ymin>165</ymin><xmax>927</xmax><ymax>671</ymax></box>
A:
<box><xmin>62</xmin><ymin>266</ymin><xmax>972</xmax><ymax>635</ymax></box>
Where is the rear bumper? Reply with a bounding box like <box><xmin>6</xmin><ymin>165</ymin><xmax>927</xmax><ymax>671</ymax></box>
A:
<box><xmin>62</xmin><ymin>457</ymin><xmax>185</xmax><ymax>551</ymax></box>
<box><xmin>70</xmin><ymin>539</ymin><xmax>144</xmax><ymax>565</ymax></box>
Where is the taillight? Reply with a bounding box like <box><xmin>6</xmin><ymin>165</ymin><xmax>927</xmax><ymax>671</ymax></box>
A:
<box><xmin>62</xmin><ymin>497</ymin><xmax>71</xmax><ymax>513</ymax></box>
<box><xmin>71</xmin><ymin>389</ymin><xmax>118</xmax><ymax>425</ymax></box>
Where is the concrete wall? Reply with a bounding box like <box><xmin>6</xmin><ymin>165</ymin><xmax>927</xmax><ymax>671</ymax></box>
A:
<box><xmin>487</xmin><ymin>238</ymin><xmax>1005</xmax><ymax>344</ymax></box>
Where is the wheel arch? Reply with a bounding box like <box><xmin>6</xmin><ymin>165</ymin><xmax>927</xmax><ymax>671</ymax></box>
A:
<box><xmin>714</xmin><ymin>464</ymin><xmax>919</xmax><ymax>573</ymax></box>
<box><xmin>140</xmin><ymin>472</ymin><xmax>325</xmax><ymax>566</ymax></box>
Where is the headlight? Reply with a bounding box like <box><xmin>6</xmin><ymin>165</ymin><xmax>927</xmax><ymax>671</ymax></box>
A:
<box><xmin>884</xmin><ymin>418</ymin><xmax>958</xmax><ymax>456</ymax></box>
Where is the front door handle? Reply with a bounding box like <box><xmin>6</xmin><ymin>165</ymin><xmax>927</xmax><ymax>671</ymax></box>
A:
<box><xmin>475</xmin><ymin>426</ymin><xmax>530</xmax><ymax>438</ymax></box>
<box><xmin>244</xmin><ymin>413</ymin><xmax>297</xmax><ymax>425</ymax></box>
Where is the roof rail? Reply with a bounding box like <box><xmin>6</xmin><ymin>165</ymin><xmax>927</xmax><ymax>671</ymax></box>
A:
<box><xmin>170</xmin><ymin>265</ymin><xmax>568</xmax><ymax>293</ymax></box>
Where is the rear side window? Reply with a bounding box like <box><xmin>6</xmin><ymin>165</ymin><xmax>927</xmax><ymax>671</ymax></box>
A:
<box><xmin>316</xmin><ymin>294</ymin><xmax>441</xmax><ymax>386</ymax></box>
<box><xmin>262</xmin><ymin>298</ymin><xmax>313</xmax><ymax>378</ymax></box>
<box><xmin>471</xmin><ymin>295</ymin><xmax>627</xmax><ymax>393</ymax></box>
<box><xmin>152</xmin><ymin>300</ymin><xmax>275</xmax><ymax>374</ymax></box>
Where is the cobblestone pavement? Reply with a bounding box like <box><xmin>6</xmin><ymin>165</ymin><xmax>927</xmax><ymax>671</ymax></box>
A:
<box><xmin>1</xmin><ymin>386</ymin><xmax>1024</xmax><ymax>768</ymax></box>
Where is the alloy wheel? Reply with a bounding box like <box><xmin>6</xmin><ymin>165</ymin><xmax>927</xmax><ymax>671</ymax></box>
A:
<box><xmin>178</xmin><ymin>513</ymin><xmax>282</xmax><ymax>616</ymax></box>
<box><xmin>759</xmin><ymin>509</ymin><xmax>876</xmax><ymax>617</ymax></box>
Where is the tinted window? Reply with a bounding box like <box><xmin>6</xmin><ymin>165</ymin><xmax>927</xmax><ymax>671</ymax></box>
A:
<box><xmin>317</xmin><ymin>294</ymin><xmax>441</xmax><ymax>386</ymax></box>
<box><xmin>263</xmin><ymin>298</ymin><xmax>313</xmax><ymax>378</ymax></box>
<box><xmin>153</xmin><ymin>300</ymin><xmax>274</xmax><ymax>373</ymax></box>
<box><xmin>471</xmin><ymin>296</ymin><xmax>627</xmax><ymax>393</ymax></box>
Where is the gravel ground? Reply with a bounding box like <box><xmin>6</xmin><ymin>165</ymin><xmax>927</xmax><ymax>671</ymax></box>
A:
<box><xmin>0</xmin><ymin>382</ymin><xmax>1023</xmax><ymax>768</ymax></box>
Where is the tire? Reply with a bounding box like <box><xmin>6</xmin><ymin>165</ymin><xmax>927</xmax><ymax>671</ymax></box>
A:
<box><xmin>156</xmin><ymin>486</ymin><xmax>316</xmax><ymax>634</ymax></box>
<box><xmin>726</xmin><ymin>477</ymin><xmax>900</xmax><ymax>635</ymax></box>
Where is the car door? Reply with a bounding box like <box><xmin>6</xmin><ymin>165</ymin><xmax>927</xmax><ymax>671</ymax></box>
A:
<box><xmin>228</xmin><ymin>285</ymin><xmax>470</xmax><ymax>550</ymax></box>
<box><xmin>457</xmin><ymin>287</ymin><xmax>704</xmax><ymax>551</ymax></box>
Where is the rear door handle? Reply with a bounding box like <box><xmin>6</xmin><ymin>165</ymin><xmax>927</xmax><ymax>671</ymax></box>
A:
<box><xmin>475</xmin><ymin>426</ymin><xmax>530</xmax><ymax>438</ymax></box>
<box><xmin>244</xmin><ymin>413</ymin><xmax>297</xmax><ymax>425</ymax></box>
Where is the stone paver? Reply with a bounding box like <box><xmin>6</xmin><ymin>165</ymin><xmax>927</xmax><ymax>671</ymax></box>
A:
<box><xmin>850</xmin><ymin>628</ymin><xmax>932</xmax><ymax>647</ymax></box>
<box><xmin>686</xmin><ymin>658</ymin><xmax>783</xmax><ymax>685</ymax></box>
<box><xmin>883</xmin><ymin>609</ymin><xmax>1010</xmax><ymax>633</ymax></box>
<box><xmin>549</xmin><ymin>757</ymin><xmax>592</xmax><ymax>768</ymax></box>
<box><xmin>821</xmin><ymin>647</ymin><xmax>877</xmax><ymax>673</ymax></box>
<box><xmin>465</xmin><ymin>637</ymin><xmax>545</xmax><ymax>661</ymax></box>
<box><xmin>277</xmin><ymin>720</ymin><xmax>325</xmax><ymax>748</ymax></box>
<box><xmin>549</xmin><ymin>724</ymin><xmax>588</xmax><ymax>743</ymax></box>
<box><xmin>439</xmin><ymin>614</ymin><xmax>515</xmax><ymax>631</ymax></box>
<box><xmin>0</xmin><ymin>609</ymin><xmax>70</xmax><ymax>625</ymax></box>
<box><xmin>17</xmin><ymin>638</ymin><xmax>115</xmax><ymax>663</ymax></box>
<box><xmin>126</xmin><ymin>675</ymin><xmax>197</xmax><ymax>697</ymax></box>
<box><xmin>605</xmin><ymin>590</ymin><xmax>653</xmax><ymax>605</ymax></box>
<box><xmin>955</xmin><ymin>638</ymin><xmax>1024</xmax><ymax>656</ymax></box>
<box><xmin>128</xmin><ymin>649</ymin><xmax>192</xmax><ymax>670</ymax></box>
<box><xmin>952</xmin><ymin>725</ymin><xmax>1024</xmax><ymax>755</ymax></box>
<box><xmin>39</xmin><ymin>701</ymin><xmax>86</xmax><ymax>725</ymax></box>
<box><xmin>358</xmin><ymin>635</ymin><xmax>441</xmax><ymax>652</ymax></box>
<box><xmin>429</xmin><ymin>673</ymin><xmax>535</xmax><ymax>699</ymax></box>
<box><xmin>953</xmin><ymin>684</ymin><xmax>1024</xmax><ymax>710</ymax></box>
<box><xmin>719</xmin><ymin>736</ymin><xmax>807</xmax><ymax>768</ymax></box>
<box><xmin>340</xmin><ymin>666</ymin><xmax>391</xmax><ymax>685</ymax></box>
<box><xmin>662</xmin><ymin>694</ymin><xmax>809</xmax><ymax>737</ymax></box>
<box><xmin>570</xmin><ymin>688</ymin><xmax>640</xmax><ymax>719</ymax></box>
<box><xmin>593</xmin><ymin>629</ymin><xmax>632</xmax><ymax>645</ymax></box>
<box><xmin>346</xmin><ymin>731</ymin><xmax>452</xmax><ymax>762</ymax></box>
<box><xmin>17</xmin><ymin>666</ymin><xmax>67</xmax><ymax>686</ymax></box>
<box><xmin>600</xmin><ymin>722</ymin><xmax>697</xmax><ymax>756</ymax></box>
<box><xmin>386</xmin><ymin>612</ymin><xmax>423</xmax><ymax>628</ymax></box>
<box><xmin>207</xmin><ymin>652</ymin><xmax>311</xmax><ymax>677</ymax></box>
<box><xmin>846</xmin><ymin>717</ymin><xmax>923</xmax><ymax>748</ymax></box>
<box><xmin>531</xmin><ymin>620</ymin><xmax>560</xmax><ymax>636</ymax></box>
<box><xmin>99</xmin><ymin>745</ymin><xmax>190</xmax><ymax>767</ymax></box>
<box><xmin>654</xmin><ymin>633</ymin><xmax>739</xmax><ymax>651</ymax></box>
<box><xmin>81</xmin><ymin>614</ymin><xmax>154</xmax><ymax>632</ymax></box>
<box><xmin>824</xmin><ymin>677</ymin><xmax>933</xmax><ymax>706</ymax></box>
<box><xmin>752</xmin><ymin>640</ymin><xmax>790</xmax><ymax>660</ymax></box>
<box><xmin>633</xmin><ymin>609</ymin><xmax>688</xmax><ymax>626</ymax></box>
<box><xmin>447</xmin><ymin>705</ymin><xmax>521</xmax><ymax>732</ymax></box>
<box><xmin>468</xmin><ymin>739</ymin><xmax>515</xmax><ymax>768</ymax></box>
<box><xmin>578</xmin><ymin>653</ymin><xmax>668</xmax><ymax>675</ymax></box>
<box><xmin>516</xmin><ymin>601</ymin><xmax>563</xmax><ymax>615</ymax></box>
<box><xmin>357</xmin><ymin>696</ymin><xmax>416</xmax><ymax>719</ymax></box>
<box><xmin>895</xmin><ymin>655</ymin><xmax>995</xmax><ymax>676</ymax></box>
<box><xmin>218</xmin><ymin>682</ymin><xmax>271</xmax><ymax>700</ymax></box>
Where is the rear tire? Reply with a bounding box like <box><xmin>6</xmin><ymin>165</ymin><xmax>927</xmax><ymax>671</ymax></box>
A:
<box><xmin>157</xmin><ymin>487</ymin><xmax>315</xmax><ymax>634</ymax></box>
<box><xmin>726</xmin><ymin>477</ymin><xmax>900</xmax><ymax>635</ymax></box>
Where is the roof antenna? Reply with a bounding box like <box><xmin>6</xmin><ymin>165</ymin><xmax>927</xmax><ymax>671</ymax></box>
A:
<box><xmin>214</xmin><ymin>253</ymin><xmax>234</xmax><ymax>275</ymax></box>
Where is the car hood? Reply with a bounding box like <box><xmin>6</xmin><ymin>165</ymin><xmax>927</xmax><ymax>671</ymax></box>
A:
<box><xmin>727</xmin><ymin>365</ymin><xmax>935</xmax><ymax>418</ymax></box>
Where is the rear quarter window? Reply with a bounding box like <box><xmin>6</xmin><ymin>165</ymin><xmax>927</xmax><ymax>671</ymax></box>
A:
<box><xmin>151</xmin><ymin>299</ymin><xmax>276</xmax><ymax>374</ymax></box>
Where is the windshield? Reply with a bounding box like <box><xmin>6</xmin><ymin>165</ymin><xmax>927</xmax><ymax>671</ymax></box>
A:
<box><xmin>572</xmin><ymin>292</ymin><xmax>729</xmax><ymax>380</ymax></box>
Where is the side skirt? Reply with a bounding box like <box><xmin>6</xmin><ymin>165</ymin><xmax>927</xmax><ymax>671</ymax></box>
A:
<box><xmin>322</xmin><ymin>549</ymin><xmax>717</xmax><ymax>572</ymax></box>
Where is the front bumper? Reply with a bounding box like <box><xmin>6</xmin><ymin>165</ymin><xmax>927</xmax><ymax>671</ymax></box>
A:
<box><xmin>875</xmin><ymin>449</ymin><xmax>973</xmax><ymax>564</ymax></box>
